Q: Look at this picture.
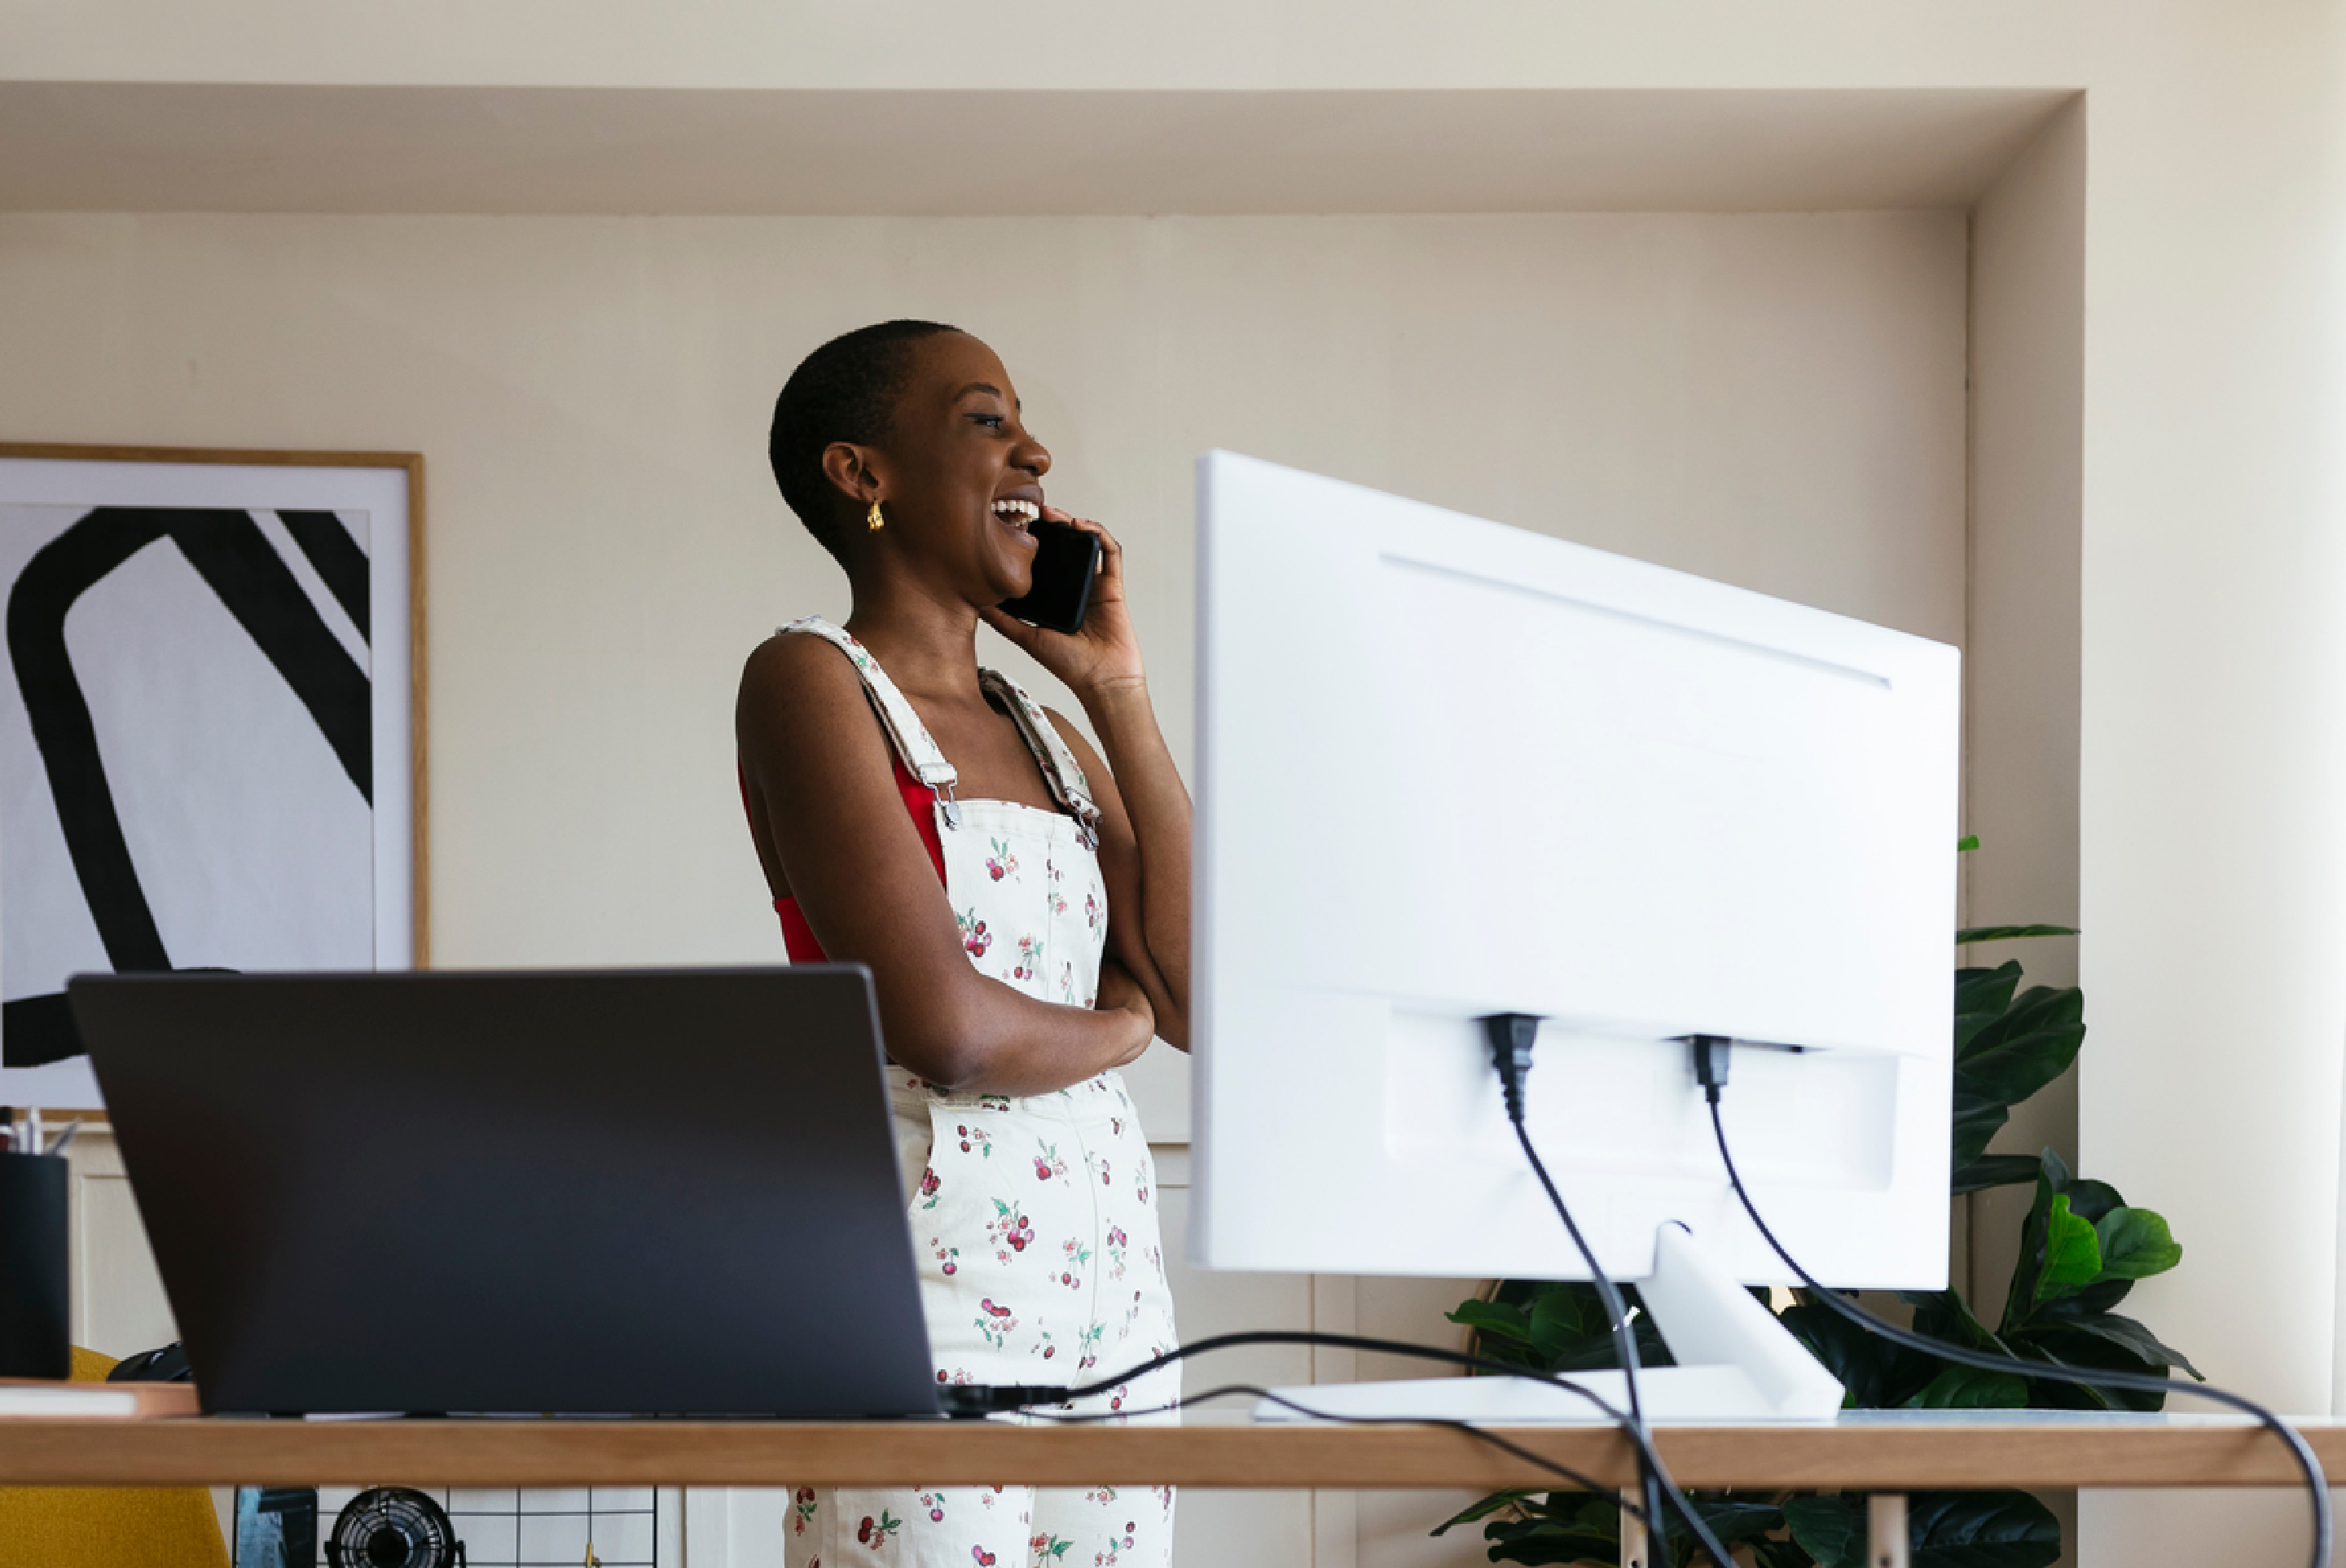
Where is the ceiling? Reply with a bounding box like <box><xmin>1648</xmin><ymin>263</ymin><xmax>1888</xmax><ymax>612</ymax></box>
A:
<box><xmin>0</xmin><ymin>85</ymin><xmax>2076</xmax><ymax>215</ymax></box>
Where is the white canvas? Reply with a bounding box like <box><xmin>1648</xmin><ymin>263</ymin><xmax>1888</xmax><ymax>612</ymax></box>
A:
<box><xmin>0</xmin><ymin>459</ymin><xmax>414</xmax><ymax>1108</ymax></box>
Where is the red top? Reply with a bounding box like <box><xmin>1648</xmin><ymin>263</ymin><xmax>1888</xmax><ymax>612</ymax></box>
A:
<box><xmin>749</xmin><ymin>757</ymin><xmax>947</xmax><ymax>964</ymax></box>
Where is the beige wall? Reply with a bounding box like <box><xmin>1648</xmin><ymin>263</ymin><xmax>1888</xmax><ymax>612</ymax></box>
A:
<box><xmin>0</xmin><ymin>206</ymin><xmax>1967</xmax><ymax>1566</ymax></box>
<box><xmin>1963</xmin><ymin>94</ymin><xmax>2085</xmax><ymax>1325</ymax></box>
<box><xmin>1963</xmin><ymin>97</ymin><xmax>2087</xmax><ymax>1568</ymax></box>
<box><xmin>0</xmin><ymin>205</ymin><xmax>1970</xmax><ymax>986</ymax></box>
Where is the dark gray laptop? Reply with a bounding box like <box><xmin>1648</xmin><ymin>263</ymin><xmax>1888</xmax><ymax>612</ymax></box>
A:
<box><xmin>70</xmin><ymin>966</ymin><xmax>942</xmax><ymax>1419</ymax></box>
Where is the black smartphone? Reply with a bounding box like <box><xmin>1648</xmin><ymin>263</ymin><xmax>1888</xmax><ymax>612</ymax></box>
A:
<box><xmin>999</xmin><ymin>519</ymin><xmax>1102</xmax><ymax>634</ymax></box>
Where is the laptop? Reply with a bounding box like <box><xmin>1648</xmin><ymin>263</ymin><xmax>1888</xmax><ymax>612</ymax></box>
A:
<box><xmin>70</xmin><ymin>966</ymin><xmax>944</xmax><ymax>1419</ymax></box>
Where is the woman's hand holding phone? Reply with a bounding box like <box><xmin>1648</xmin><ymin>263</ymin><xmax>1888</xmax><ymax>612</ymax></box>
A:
<box><xmin>982</xmin><ymin>508</ymin><xmax>1146</xmax><ymax>700</ymax></box>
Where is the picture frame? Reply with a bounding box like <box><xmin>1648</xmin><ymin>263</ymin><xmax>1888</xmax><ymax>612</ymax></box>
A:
<box><xmin>0</xmin><ymin>443</ymin><xmax>426</xmax><ymax>1109</ymax></box>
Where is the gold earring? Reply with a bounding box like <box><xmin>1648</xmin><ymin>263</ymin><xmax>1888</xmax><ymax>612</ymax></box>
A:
<box><xmin>866</xmin><ymin>500</ymin><xmax>885</xmax><ymax>532</ymax></box>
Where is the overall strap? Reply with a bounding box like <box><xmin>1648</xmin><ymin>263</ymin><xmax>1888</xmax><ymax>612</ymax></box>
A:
<box><xmin>779</xmin><ymin>617</ymin><xmax>964</xmax><ymax>822</ymax></box>
<box><xmin>979</xmin><ymin>669</ymin><xmax>1105</xmax><ymax>846</ymax></box>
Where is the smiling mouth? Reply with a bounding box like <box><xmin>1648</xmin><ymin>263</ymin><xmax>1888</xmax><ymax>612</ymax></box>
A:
<box><xmin>991</xmin><ymin>498</ymin><xmax>1041</xmax><ymax>532</ymax></box>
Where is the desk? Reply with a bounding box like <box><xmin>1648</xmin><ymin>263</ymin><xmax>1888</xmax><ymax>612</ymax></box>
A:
<box><xmin>9</xmin><ymin>1412</ymin><xmax>2331</xmax><ymax>1568</ymax></box>
<box><xmin>0</xmin><ymin>1411</ymin><xmax>2333</xmax><ymax>1490</ymax></box>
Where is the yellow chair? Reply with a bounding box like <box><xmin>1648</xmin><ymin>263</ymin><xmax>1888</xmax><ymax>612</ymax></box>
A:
<box><xmin>0</xmin><ymin>1346</ymin><xmax>232</xmax><ymax>1568</ymax></box>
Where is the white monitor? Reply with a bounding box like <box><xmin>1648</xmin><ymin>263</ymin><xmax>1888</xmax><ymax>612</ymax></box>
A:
<box><xmin>1193</xmin><ymin>451</ymin><xmax>1958</xmax><ymax>1297</ymax></box>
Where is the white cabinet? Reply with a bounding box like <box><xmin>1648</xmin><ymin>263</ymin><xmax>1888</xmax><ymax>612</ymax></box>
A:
<box><xmin>63</xmin><ymin>1125</ymin><xmax>177</xmax><ymax>1358</ymax></box>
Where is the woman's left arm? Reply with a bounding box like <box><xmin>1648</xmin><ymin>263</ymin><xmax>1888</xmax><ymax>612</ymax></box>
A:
<box><xmin>982</xmin><ymin>509</ymin><xmax>1191</xmax><ymax>1049</ymax></box>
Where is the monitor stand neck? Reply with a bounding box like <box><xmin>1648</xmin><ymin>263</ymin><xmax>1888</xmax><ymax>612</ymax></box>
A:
<box><xmin>1252</xmin><ymin>1223</ymin><xmax>1845</xmax><ymax>1425</ymax></box>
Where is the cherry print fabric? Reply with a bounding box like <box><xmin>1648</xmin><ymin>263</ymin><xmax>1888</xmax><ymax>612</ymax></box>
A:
<box><xmin>777</xmin><ymin>620</ymin><xmax>1179</xmax><ymax>1568</ymax></box>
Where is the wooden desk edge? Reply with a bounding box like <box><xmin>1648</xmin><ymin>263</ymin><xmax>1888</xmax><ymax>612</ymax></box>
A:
<box><xmin>0</xmin><ymin>1419</ymin><xmax>2335</xmax><ymax>1491</ymax></box>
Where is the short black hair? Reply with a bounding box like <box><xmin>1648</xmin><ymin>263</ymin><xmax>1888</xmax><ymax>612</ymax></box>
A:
<box><xmin>768</xmin><ymin>319</ymin><xmax>961</xmax><ymax>556</ymax></box>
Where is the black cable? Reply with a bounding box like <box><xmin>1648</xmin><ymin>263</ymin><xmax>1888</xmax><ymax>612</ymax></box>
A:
<box><xmin>1509</xmin><ymin>1120</ymin><xmax>1731</xmax><ymax>1566</ymax></box>
<box><xmin>1033</xmin><ymin>1329</ymin><xmax>1738</xmax><ymax>1562</ymax></box>
<box><xmin>1025</xmin><ymin>1380</ymin><xmax>1648</xmax><ymax>1520</ymax></box>
<box><xmin>1701</xmin><ymin>1074</ymin><xmax>2331</xmax><ymax>1568</ymax></box>
<box><xmin>1488</xmin><ymin>1013</ymin><xmax>1707</xmax><ymax>1567</ymax></box>
<box><xmin>1050</xmin><ymin>1329</ymin><xmax>1619</xmax><ymax>1418</ymax></box>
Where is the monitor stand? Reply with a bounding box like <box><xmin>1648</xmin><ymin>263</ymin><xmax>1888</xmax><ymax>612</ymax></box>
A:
<box><xmin>1252</xmin><ymin>1221</ymin><xmax>1846</xmax><ymax>1425</ymax></box>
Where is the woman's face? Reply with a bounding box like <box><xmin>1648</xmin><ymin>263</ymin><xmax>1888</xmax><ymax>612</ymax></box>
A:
<box><xmin>866</xmin><ymin>332</ymin><xmax>1052</xmax><ymax>604</ymax></box>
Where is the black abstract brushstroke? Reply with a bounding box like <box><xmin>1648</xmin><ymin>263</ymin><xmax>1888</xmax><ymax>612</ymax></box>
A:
<box><xmin>6</xmin><ymin>968</ymin><xmax>242</xmax><ymax>1067</ymax></box>
<box><xmin>8</xmin><ymin>509</ymin><xmax>179</xmax><ymax>972</ymax></box>
<box><xmin>6</xmin><ymin>509</ymin><xmax>373</xmax><ymax>1063</ymax></box>
<box><xmin>168</xmin><ymin>515</ymin><xmax>371</xmax><ymax>801</ymax></box>
<box><xmin>1</xmin><ymin>993</ymin><xmax>81</xmax><ymax>1067</ymax></box>
<box><xmin>277</xmin><ymin>510</ymin><xmax>371</xmax><ymax>641</ymax></box>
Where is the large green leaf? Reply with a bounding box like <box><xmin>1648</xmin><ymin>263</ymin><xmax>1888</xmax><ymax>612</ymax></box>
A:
<box><xmin>1529</xmin><ymin>1284</ymin><xmax>1595</xmax><ymax>1365</ymax></box>
<box><xmin>1950</xmin><ymin>1092</ymin><xmax>2013</xmax><ymax>1173</ymax></box>
<box><xmin>1482</xmin><ymin>1496</ymin><xmax>1622</xmax><ymax>1567</ymax></box>
<box><xmin>2054</xmin><ymin>1276</ymin><xmax>2137</xmax><ymax>1315</ymax></box>
<box><xmin>1753</xmin><ymin>1542</ymin><xmax>1820</xmax><ymax>1568</ymax></box>
<box><xmin>1784</xmin><ymin>1495</ymin><xmax>1865</xmax><ymax>1568</ymax></box>
<box><xmin>1953</xmin><ymin>1154</ymin><xmax>2044</xmax><ymax>1194</ymax></box>
<box><xmin>1781</xmin><ymin>1297</ymin><xmax>1940</xmax><ymax>1409</ymax></box>
<box><xmin>2093</xmin><ymin>1207</ymin><xmax>2183</xmax><ymax>1280</ymax></box>
<box><xmin>1456</xmin><ymin>1282</ymin><xmax>1673</xmax><ymax>1377</ymax></box>
<box><xmin>1956</xmin><ymin>925</ymin><xmax>2080</xmax><ymax>945</ymax></box>
<box><xmin>1908</xmin><ymin>1490</ymin><xmax>2061</xmax><ymax>1568</ymax></box>
<box><xmin>1783</xmin><ymin>1490</ymin><xmax>2062</xmax><ymax>1568</ymax></box>
<box><xmin>2024</xmin><ymin>1309</ymin><xmax>2203</xmax><ymax>1384</ymax></box>
<box><xmin>1445</xmin><ymin>1298</ymin><xmax>1533</xmax><ymax>1347</ymax></box>
<box><xmin>2032</xmin><ymin>1195</ymin><xmax>2104</xmax><ymax>1303</ymax></box>
<box><xmin>1956</xmin><ymin>985</ymin><xmax>2086</xmax><ymax>1110</ymax></box>
<box><xmin>1481</xmin><ymin>1517</ymin><xmax>1620</xmax><ymax>1566</ymax></box>
<box><xmin>1531</xmin><ymin>1282</ymin><xmax>1672</xmax><ymax>1372</ymax></box>
<box><xmin>1904</xmin><ymin>1364</ymin><xmax>2030</xmax><ymax>1408</ymax></box>
<box><xmin>1662</xmin><ymin>1496</ymin><xmax>1785</xmax><ymax>1556</ymax></box>
<box><xmin>1905</xmin><ymin>1288</ymin><xmax>2015</xmax><ymax>1357</ymax></box>
<box><xmin>2002</xmin><ymin>1153</ymin><xmax>2076</xmax><ymax>1325</ymax></box>
<box><xmin>1954</xmin><ymin>964</ymin><xmax>2023</xmax><ymax>1049</ymax></box>
<box><xmin>1429</xmin><ymin>1488</ymin><xmax>1531</xmax><ymax>1535</ymax></box>
<box><xmin>2054</xmin><ymin>1178</ymin><xmax>2125</xmax><ymax>1228</ymax></box>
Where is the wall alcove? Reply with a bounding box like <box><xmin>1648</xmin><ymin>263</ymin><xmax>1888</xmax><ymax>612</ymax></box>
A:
<box><xmin>3</xmin><ymin>83</ymin><xmax>2086</xmax><ymax>1568</ymax></box>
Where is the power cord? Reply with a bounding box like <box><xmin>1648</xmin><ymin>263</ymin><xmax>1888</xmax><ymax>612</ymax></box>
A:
<box><xmin>1486</xmin><ymin>1012</ymin><xmax>1733</xmax><ymax>1568</ymax></box>
<box><xmin>1026</xmin><ymin>1381</ymin><xmax>1647</xmax><ymax>1517</ymax></box>
<box><xmin>999</xmin><ymin>1328</ymin><xmax>1735</xmax><ymax>1565</ymax></box>
<box><xmin>1692</xmin><ymin>1038</ymin><xmax>2333</xmax><ymax>1568</ymax></box>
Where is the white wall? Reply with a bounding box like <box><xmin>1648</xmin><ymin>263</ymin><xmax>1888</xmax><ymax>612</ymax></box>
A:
<box><xmin>2074</xmin><ymin>2</ymin><xmax>2346</xmax><ymax>1563</ymax></box>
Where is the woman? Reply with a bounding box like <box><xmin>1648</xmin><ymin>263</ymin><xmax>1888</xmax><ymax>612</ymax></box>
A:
<box><xmin>736</xmin><ymin>320</ymin><xmax>1189</xmax><ymax>1568</ymax></box>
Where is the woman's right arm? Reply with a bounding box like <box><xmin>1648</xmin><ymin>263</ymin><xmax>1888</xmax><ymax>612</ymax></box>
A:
<box><xmin>736</xmin><ymin>635</ymin><xmax>1154</xmax><ymax>1096</ymax></box>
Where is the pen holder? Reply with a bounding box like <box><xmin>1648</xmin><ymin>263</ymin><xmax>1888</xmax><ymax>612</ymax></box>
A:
<box><xmin>0</xmin><ymin>1149</ymin><xmax>68</xmax><ymax>1378</ymax></box>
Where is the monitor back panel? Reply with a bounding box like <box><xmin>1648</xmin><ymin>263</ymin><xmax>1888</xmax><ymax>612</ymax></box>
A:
<box><xmin>72</xmin><ymin>967</ymin><xmax>940</xmax><ymax>1418</ymax></box>
<box><xmin>1193</xmin><ymin>451</ymin><xmax>1959</xmax><ymax>1289</ymax></box>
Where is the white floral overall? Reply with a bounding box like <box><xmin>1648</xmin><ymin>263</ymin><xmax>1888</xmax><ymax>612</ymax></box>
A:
<box><xmin>779</xmin><ymin>617</ymin><xmax>1180</xmax><ymax>1568</ymax></box>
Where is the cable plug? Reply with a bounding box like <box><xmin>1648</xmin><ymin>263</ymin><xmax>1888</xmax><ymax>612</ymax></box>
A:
<box><xmin>939</xmin><ymin>1383</ymin><xmax>1073</xmax><ymax>1419</ymax></box>
<box><xmin>1685</xmin><ymin>1034</ymin><xmax>1731</xmax><ymax>1105</ymax></box>
<box><xmin>1480</xmin><ymin>1013</ymin><xmax>1545</xmax><ymax>1127</ymax></box>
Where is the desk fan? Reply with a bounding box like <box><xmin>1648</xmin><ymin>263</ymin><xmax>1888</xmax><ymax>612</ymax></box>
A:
<box><xmin>326</xmin><ymin>1487</ymin><xmax>466</xmax><ymax>1568</ymax></box>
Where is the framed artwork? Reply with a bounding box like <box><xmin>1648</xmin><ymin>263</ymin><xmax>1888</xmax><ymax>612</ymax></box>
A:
<box><xmin>0</xmin><ymin>445</ymin><xmax>425</xmax><ymax>1109</ymax></box>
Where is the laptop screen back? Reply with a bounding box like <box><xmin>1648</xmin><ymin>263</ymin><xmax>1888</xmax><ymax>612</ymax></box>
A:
<box><xmin>72</xmin><ymin>966</ymin><xmax>940</xmax><ymax>1418</ymax></box>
